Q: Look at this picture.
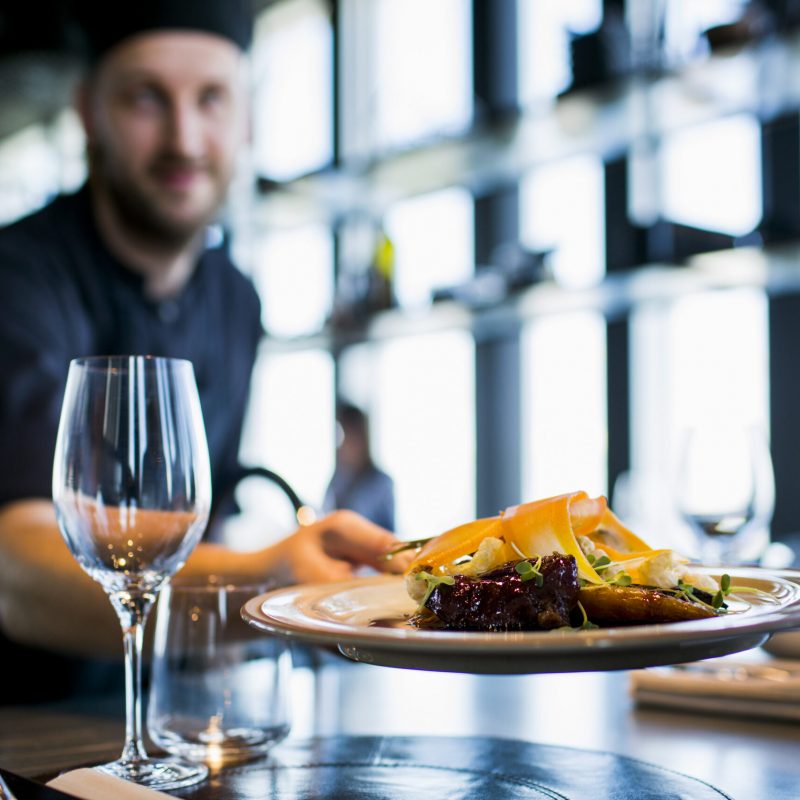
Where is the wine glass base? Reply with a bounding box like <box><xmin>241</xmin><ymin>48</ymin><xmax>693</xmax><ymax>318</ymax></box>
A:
<box><xmin>98</xmin><ymin>756</ymin><xmax>208</xmax><ymax>791</ymax></box>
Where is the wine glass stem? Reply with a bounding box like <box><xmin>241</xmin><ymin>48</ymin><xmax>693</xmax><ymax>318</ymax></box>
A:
<box><xmin>112</xmin><ymin>593</ymin><xmax>154</xmax><ymax>765</ymax></box>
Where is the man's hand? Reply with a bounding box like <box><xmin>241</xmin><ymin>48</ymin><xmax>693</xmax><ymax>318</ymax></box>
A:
<box><xmin>266</xmin><ymin>510</ymin><xmax>408</xmax><ymax>585</ymax></box>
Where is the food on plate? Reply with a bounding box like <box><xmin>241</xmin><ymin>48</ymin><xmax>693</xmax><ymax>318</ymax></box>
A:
<box><xmin>400</xmin><ymin>491</ymin><xmax>727</xmax><ymax>631</ymax></box>
<box><xmin>424</xmin><ymin>555</ymin><xmax>580</xmax><ymax>632</ymax></box>
<box><xmin>577</xmin><ymin>584</ymin><xmax>718</xmax><ymax>625</ymax></box>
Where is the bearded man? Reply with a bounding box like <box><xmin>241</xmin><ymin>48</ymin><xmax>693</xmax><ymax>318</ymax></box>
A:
<box><xmin>0</xmin><ymin>0</ymin><xmax>400</xmax><ymax>702</ymax></box>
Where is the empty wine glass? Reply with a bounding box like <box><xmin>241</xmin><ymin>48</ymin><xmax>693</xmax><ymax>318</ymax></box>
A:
<box><xmin>52</xmin><ymin>356</ymin><xmax>212</xmax><ymax>790</ymax></box>
<box><xmin>675</xmin><ymin>424</ymin><xmax>774</xmax><ymax>566</ymax></box>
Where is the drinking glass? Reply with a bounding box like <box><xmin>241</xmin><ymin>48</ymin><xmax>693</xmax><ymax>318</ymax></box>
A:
<box><xmin>52</xmin><ymin>356</ymin><xmax>212</xmax><ymax>790</ymax></box>
<box><xmin>148</xmin><ymin>577</ymin><xmax>292</xmax><ymax>768</ymax></box>
<box><xmin>675</xmin><ymin>424</ymin><xmax>774</xmax><ymax>566</ymax></box>
<box><xmin>0</xmin><ymin>771</ymin><xmax>17</xmax><ymax>800</ymax></box>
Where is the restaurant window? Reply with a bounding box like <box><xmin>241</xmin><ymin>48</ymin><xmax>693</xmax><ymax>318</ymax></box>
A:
<box><xmin>659</xmin><ymin>114</ymin><xmax>762</xmax><ymax>237</ymax></box>
<box><xmin>336</xmin><ymin>342</ymin><xmax>379</xmax><ymax>414</ymax></box>
<box><xmin>250</xmin><ymin>223</ymin><xmax>334</xmax><ymax>338</ymax></box>
<box><xmin>629</xmin><ymin>289</ymin><xmax>769</xmax><ymax>554</ymax></box>
<box><xmin>251</xmin><ymin>0</ymin><xmax>333</xmax><ymax>180</ymax></box>
<box><xmin>372</xmin><ymin>331</ymin><xmax>476</xmax><ymax>536</ymax></box>
<box><xmin>335</xmin><ymin>334</ymin><xmax>477</xmax><ymax>538</ymax></box>
<box><xmin>0</xmin><ymin>109</ymin><xmax>85</xmax><ymax>225</ymax></box>
<box><xmin>522</xmin><ymin>312</ymin><xmax>608</xmax><ymax>502</ymax></box>
<box><xmin>385</xmin><ymin>187</ymin><xmax>475</xmax><ymax>309</ymax></box>
<box><xmin>236</xmin><ymin>349</ymin><xmax>336</xmax><ymax>547</ymax></box>
<box><xmin>356</xmin><ymin>0</ymin><xmax>472</xmax><ymax>153</ymax></box>
<box><xmin>519</xmin><ymin>152</ymin><xmax>607</xmax><ymax>502</ymax></box>
<box><xmin>235</xmin><ymin>218</ymin><xmax>335</xmax><ymax>546</ymax></box>
<box><xmin>520</xmin><ymin>154</ymin><xmax>605</xmax><ymax>289</ymax></box>
<box><xmin>50</xmin><ymin>109</ymin><xmax>87</xmax><ymax>193</ymax></box>
<box><xmin>669</xmin><ymin>289</ymin><xmax>770</xmax><ymax>558</ymax></box>
<box><xmin>669</xmin><ymin>289</ymin><xmax>768</xmax><ymax>433</ymax></box>
<box><xmin>517</xmin><ymin>0</ymin><xmax>603</xmax><ymax>104</ymax></box>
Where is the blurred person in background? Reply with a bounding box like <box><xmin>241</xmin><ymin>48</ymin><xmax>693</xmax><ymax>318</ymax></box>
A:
<box><xmin>323</xmin><ymin>402</ymin><xmax>395</xmax><ymax>532</ymax></box>
<box><xmin>0</xmin><ymin>0</ymin><xmax>401</xmax><ymax>703</ymax></box>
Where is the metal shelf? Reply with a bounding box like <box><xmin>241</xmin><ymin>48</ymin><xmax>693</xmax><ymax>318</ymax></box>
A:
<box><xmin>258</xmin><ymin>241</ymin><xmax>800</xmax><ymax>355</ymax></box>
<box><xmin>253</xmin><ymin>30</ymin><xmax>800</xmax><ymax>231</ymax></box>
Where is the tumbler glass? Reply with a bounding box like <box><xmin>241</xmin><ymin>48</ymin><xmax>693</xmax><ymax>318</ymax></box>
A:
<box><xmin>148</xmin><ymin>577</ymin><xmax>292</xmax><ymax>767</ymax></box>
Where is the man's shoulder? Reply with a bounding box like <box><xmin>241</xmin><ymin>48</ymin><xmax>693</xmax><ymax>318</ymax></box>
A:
<box><xmin>0</xmin><ymin>190</ymin><xmax>87</xmax><ymax>266</ymax></box>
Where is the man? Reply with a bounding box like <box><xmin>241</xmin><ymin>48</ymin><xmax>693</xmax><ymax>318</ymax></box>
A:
<box><xmin>0</xmin><ymin>0</ymin><xmax>401</xmax><ymax>700</ymax></box>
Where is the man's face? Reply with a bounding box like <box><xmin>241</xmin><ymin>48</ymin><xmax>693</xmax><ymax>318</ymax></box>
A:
<box><xmin>82</xmin><ymin>31</ymin><xmax>248</xmax><ymax>245</ymax></box>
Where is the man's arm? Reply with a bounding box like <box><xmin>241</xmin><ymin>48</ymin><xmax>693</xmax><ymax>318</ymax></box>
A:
<box><xmin>0</xmin><ymin>500</ymin><xmax>120</xmax><ymax>657</ymax></box>
<box><xmin>0</xmin><ymin>500</ymin><xmax>405</xmax><ymax>658</ymax></box>
<box><xmin>181</xmin><ymin>508</ymin><xmax>405</xmax><ymax>584</ymax></box>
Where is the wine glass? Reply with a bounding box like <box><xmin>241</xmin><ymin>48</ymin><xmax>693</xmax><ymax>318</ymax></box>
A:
<box><xmin>52</xmin><ymin>356</ymin><xmax>212</xmax><ymax>790</ymax></box>
<box><xmin>675</xmin><ymin>424</ymin><xmax>774</xmax><ymax>566</ymax></box>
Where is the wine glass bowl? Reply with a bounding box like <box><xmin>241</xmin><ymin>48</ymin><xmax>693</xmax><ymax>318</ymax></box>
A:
<box><xmin>52</xmin><ymin>355</ymin><xmax>212</xmax><ymax>790</ymax></box>
<box><xmin>675</xmin><ymin>424</ymin><xmax>774</xmax><ymax>567</ymax></box>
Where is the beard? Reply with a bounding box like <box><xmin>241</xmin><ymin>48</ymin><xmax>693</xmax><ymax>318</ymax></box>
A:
<box><xmin>89</xmin><ymin>143</ymin><xmax>230</xmax><ymax>250</ymax></box>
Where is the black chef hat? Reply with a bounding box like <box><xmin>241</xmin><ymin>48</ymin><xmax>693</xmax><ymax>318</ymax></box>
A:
<box><xmin>73</xmin><ymin>0</ymin><xmax>254</xmax><ymax>64</ymax></box>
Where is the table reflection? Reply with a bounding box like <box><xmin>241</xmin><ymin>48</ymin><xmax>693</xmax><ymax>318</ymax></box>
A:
<box><xmin>287</xmin><ymin>652</ymin><xmax>800</xmax><ymax>800</ymax></box>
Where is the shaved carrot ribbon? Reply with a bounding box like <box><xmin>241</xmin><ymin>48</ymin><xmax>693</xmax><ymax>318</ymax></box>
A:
<box><xmin>407</xmin><ymin>491</ymin><xmax>658</xmax><ymax>585</ymax></box>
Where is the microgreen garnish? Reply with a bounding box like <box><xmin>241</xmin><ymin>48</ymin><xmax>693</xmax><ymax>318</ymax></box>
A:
<box><xmin>415</xmin><ymin>570</ymin><xmax>455</xmax><ymax>607</ymax></box>
<box><xmin>670</xmin><ymin>580</ymin><xmax>716</xmax><ymax>610</ymax></box>
<box><xmin>711</xmin><ymin>573</ymin><xmax>731</xmax><ymax>609</ymax></box>
<box><xmin>576</xmin><ymin>600</ymin><xmax>598</xmax><ymax>630</ymax></box>
<box><xmin>515</xmin><ymin>556</ymin><xmax>545</xmax><ymax>587</ymax></box>
<box><xmin>729</xmin><ymin>587</ymin><xmax>780</xmax><ymax>605</ymax></box>
<box><xmin>586</xmin><ymin>553</ymin><xmax>611</xmax><ymax>571</ymax></box>
<box><xmin>584</xmin><ymin>551</ymin><xmax>637</xmax><ymax>587</ymax></box>
<box><xmin>664</xmin><ymin>579</ymin><xmax>725</xmax><ymax>613</ymax></box>
<box><xmin>709</xmin><ymin>572</ymin><xmax>778</xmax><ymax>607</ymax></box>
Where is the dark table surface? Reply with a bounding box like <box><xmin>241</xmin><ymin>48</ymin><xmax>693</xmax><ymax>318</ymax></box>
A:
<box><xmin>2</xmin><ymin>649</ymin><xmax>800</xmax><ymax>799</ymax></box>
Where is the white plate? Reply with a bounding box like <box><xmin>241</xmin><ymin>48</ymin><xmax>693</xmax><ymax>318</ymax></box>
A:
<box><xmin>241</xmin><ymin>569</ymin><xmax>800</xmax><ymax>674</ymax></box>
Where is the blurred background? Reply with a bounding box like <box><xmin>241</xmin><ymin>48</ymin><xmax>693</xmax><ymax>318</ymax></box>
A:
<box><xmin>3</xmin><ymin>0</ymin><xmax>800</xmax><ymax>561</ymax></box>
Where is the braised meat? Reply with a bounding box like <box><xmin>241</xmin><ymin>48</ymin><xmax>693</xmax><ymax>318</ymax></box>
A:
<box><xmin>423</xmin><ymin>555</ymin><xmax>580</xmax><ymax>631</ymax></box>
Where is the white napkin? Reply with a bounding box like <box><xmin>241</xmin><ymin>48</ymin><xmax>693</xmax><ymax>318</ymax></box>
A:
<box><xmin>47</xmin><ymin>769</ymin><xmax>175</xmax><ymax>799</ymax></box>
<box><xmin>629</xmin><ymin>657</ymin><xmax>800</xmax><ymax>721</ymax></box>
